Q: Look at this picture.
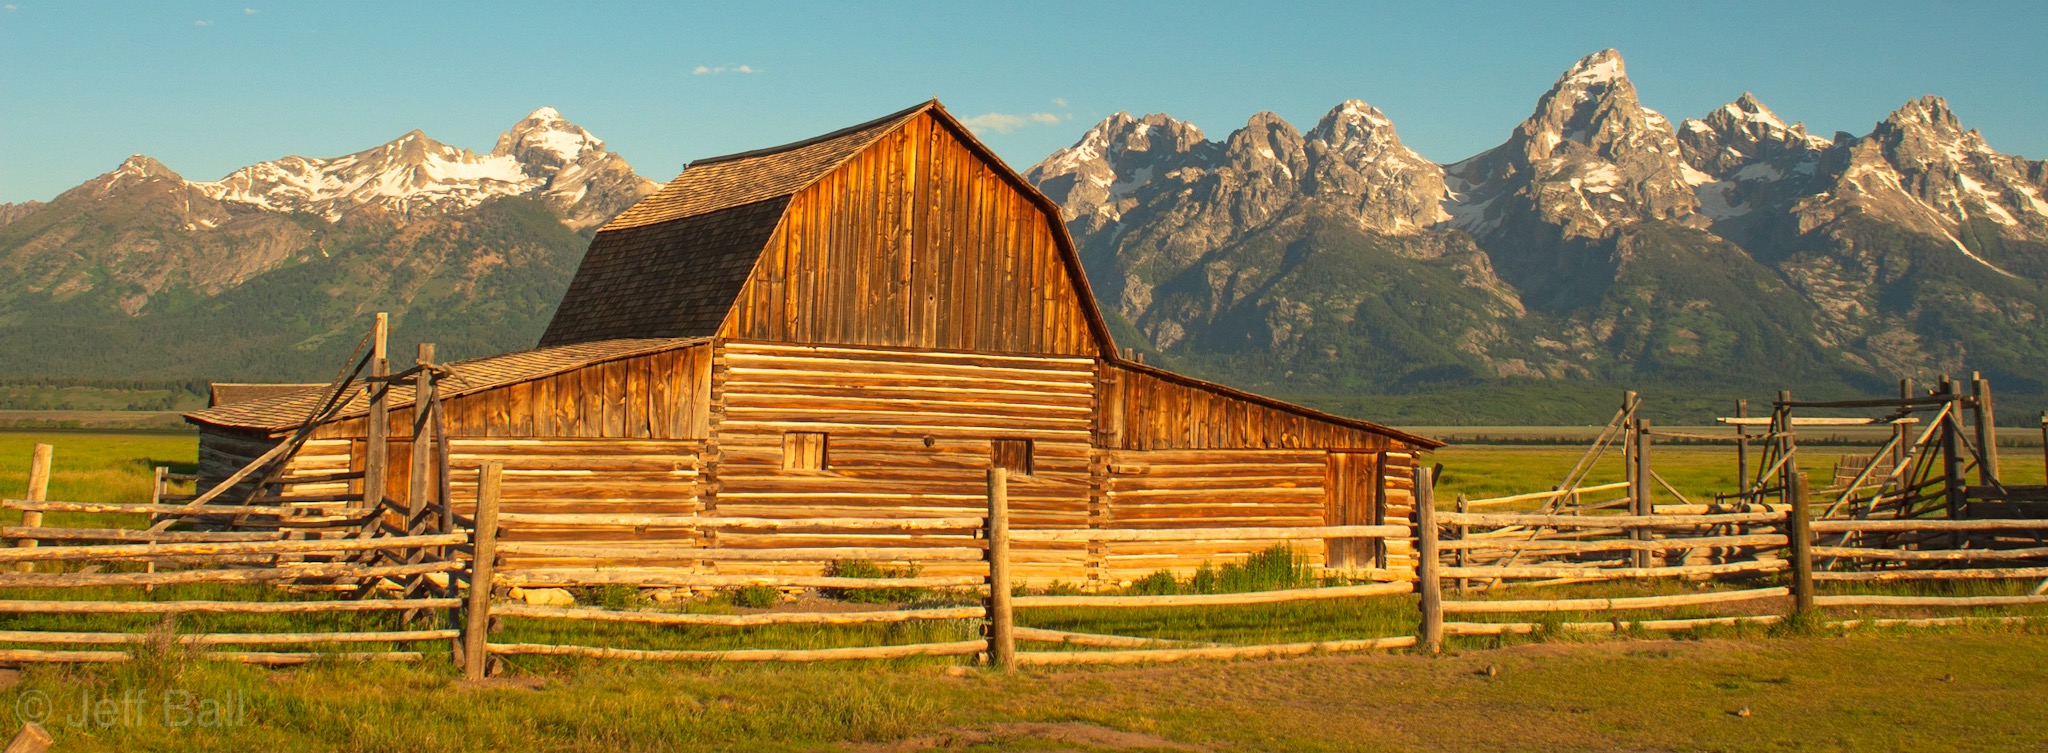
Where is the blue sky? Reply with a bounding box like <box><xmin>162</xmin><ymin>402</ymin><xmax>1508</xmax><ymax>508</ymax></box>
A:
<box><xmin>3</xmin><ymin>1</ymin><xmax>2045</xmax><ymax>203</ymax></box>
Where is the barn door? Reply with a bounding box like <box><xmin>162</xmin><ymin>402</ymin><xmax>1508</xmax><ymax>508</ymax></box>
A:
<box><xmin>1324</xmin><ymin>452</ymin><xmax>1383</xmax><ymax>571</ymax></box>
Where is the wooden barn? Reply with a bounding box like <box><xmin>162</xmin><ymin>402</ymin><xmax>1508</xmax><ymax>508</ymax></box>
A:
<box><xmin>186</xmin><ymin>100</ymin><xmax>1442</xmax><ymax>589</ymax></box>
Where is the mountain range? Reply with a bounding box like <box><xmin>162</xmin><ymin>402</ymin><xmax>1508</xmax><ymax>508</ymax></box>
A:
<box><xmin>1025</xmin><ymin>49</ymin><xmax>2048</xmax><ymax>418</ymax></box>
<box><xmin>0</xmin><ymin>108</ymin><xmax>657</xmax><ymax>378</ymax></box>
<box><xmin>2</xmin><ymin>51</ymin><xmax>2044</xmax><ymax>422</ymax></box>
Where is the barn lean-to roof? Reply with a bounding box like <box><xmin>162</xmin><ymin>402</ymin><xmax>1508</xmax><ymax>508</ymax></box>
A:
<box><xmin>184</xmin><ymin>338</ymin><xmax>708</xmax><ymax>432</ymax></box>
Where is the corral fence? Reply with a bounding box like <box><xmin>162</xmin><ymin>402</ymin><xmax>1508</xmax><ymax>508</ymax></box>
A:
<box><xmin>1413</xmin><ymin>373</ymin><xmax>2048</xmax><ymax>650</ymax></box>
<box><xmin>6</xmin><ymin>366</ymin><xmax>2046</xmax><ymax>674</ymax></box>
<box><xmin>3</xmin><ymin>451</ymin><xmax>1417</xmax><ymax>676</ymax></box>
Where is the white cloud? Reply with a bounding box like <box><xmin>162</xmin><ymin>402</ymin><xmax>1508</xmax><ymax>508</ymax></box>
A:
<box><xmin>692</xmin><ymin>64</ymin><xmax>757</xmax><ymax>76</ymax></box>
<box><xmin>2</xmin><ymin>5</ymin><xmax>17</xmax><ymax>11</ymax></box>
<box><xmin>243</xmin><ymin>7</ymin><xmax>258</xmax><ymax>13</ymax></box>
<box><xmin>194</xmin><ymin>19</ymin><xmax>212</xmax><ymax>26</ymax></box>
<box><xmin>960</xmin><ymin>111</ymin><xmax>1064</xmax><ymax>134</ymax></box>
<box><xmin>1052</xmin><ymin>97</ymin><xmax>1068</xmax><ymax>108</ymax></box>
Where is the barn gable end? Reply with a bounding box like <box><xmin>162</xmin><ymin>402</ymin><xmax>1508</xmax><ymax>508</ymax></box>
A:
<box><xmin>540</xmin><ymin>102</ymin><xmax>1110</xmax><ymax>357</ymax></box>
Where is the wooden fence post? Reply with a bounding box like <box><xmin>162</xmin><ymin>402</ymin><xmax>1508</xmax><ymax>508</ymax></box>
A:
<box><xmin>463</xmin><ymin>462</ymin><xmax>502</xmax><ymax>681</ymax></box>
<box><xmin>1788</xmin><ymin>473</ymin><xmax>1814</xmax><ymax>617</ymax></box>
<box><xmin>985</xmin><ymin>468</ymin><xmax>1015</xmax><ymax>671</ymax></box>
<box><xmin>364</xmin><ymin>312</ymin><xmax>391</xmax><ymax>539</ymax></box>
<box><xmin>1777</xmin><ymin>390</ymin><xmax>1796</xmax><ymax>509</ymax></box>
<box><xmin>1734</xmin><ymin>399</ymin><xmax>1750</xmax><ymax>496</ymax></box>
<box><xmin>4</xmin><ymin>721</ymin><xmax>51</xmax><ymax>753</ymax></box>
<box><xmin>1414</xmin><ymin>466</ymin><xmax>1443</xmax><ymax>655</ymax></box>
<box><xmin>1938</xmin><ymin>377</ymin><xmax>1964</xmax><ymax>519</ymax></box>
<box><xmin>13</xmin><ymin>444</ymin><xmax>52</xmax><ymax>573</ymax></box>
<box><xmin>1632</xmin><ymin>419</ymin><xmax>1653</xmax><ymax>568</ymax></box>
<box><xmin>1453</xmin><ymin>494</ymin><xmax>1469</xmax><ymax>595</ymax></box>
<box><xmin>1970</xmin><ymin>373</ymin><xmax>1999</xmax><ymax>484</ymax></box>
<box><xmin>1894</xmin><ymin>379</ymin><xmax>1914</xmax><ymax>470</ymax></box>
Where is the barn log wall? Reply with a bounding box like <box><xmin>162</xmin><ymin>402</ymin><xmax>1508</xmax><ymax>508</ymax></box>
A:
<box><xmin>218</xmin><ymin>346</ymin><xmax>720</xmax><ymax>562</ymax></box>
<box><xmin>1098</xmin><ymin>364</ymin><xmax>1400</xmax><ymax>451</ymax></box>
<box><xmin>442</xmin><ymin>439</ymin><xmax>706</xmax><ymax>573</ymax></box>
<box><xmin>311</xmin><ymin>346</ymin><xmax>713</xmax><ymax>446</ymax></box>
<box><xmin>705</xmin><ymin>340</ymin><xmax>1094</xmax><ymax>584</ymax></box>
<box><xmin>719</xmin><ymin>112</ymin><xmax>1097</xmax><ymax>357</ymax></box>
<box><xmin>1379</xmin><ymin>452</ymin><xmax>1420</xmax><ymax>578</ymax></box>
<box><xmin>1097</xmin><ymin>449</ymin><xmax>1330</xmax><ymax>583</ymax></box>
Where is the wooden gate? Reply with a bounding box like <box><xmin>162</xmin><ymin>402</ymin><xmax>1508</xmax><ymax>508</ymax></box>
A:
<box><xmin>1325</xmin><ymin>452</ymin><xmax>1383</xmax><ymax>571</ymax></box>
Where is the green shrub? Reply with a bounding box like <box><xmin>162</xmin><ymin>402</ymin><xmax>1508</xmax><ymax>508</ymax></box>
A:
<box><xmin>822</xmin><ymin>560</ymin><xmax>922</xmax><ymax>604</ymax></box>
<box><xmin>1129</xmin><ymin>571</ymin><xmax>1180</xmax><ymax>595</ymax></box>
<box><xmin>1121</xmin><ymin>545</ymin><xmax>1314</xmax><ymax>596</ymax></box>
<box><xmin>726</xmin><ymin>585</ymin><xmax>780</xmax><ymax>609</ymax></box>
<box><xmin>579</xmin><ymin>584</ymin><xmax>646</xmax><ymax>610</ymax></box>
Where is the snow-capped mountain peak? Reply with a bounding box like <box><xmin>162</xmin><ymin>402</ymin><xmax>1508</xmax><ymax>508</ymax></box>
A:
<box><xmin>1448</xmin><ymin>48</ymin><xmax>1701</xmax><ymax>238</ymax></box>
<box><xmin>172</xmin><ymin>108</ymin><xmax>657</xmax><ymax>228</ymax></box>
<box><xmin>494</xmin><ymin>107</ymin><xmax>605</xmax><ymax>172</ymax></box>
<box><xmin>1559</xmin><ymin>48</ymin><xmax>1627</xmax><ymax>91</ymax></box>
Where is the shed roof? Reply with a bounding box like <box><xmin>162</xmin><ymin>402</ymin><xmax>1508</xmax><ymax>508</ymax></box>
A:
<box><xmin>208</xmin><ymin>383</ymin><xmax>324</xmax><ymax>408</ymax></box>
<box><xmin>185</xmin><ymin>338</ymin><xmax>707</xmax><ymax>432</ymax></box>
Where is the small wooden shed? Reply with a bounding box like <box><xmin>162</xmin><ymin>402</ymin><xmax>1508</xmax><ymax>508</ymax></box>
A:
<box><xmin>187</xmin><ymin>101</ymin><xmax>1441</xmax><ymax>589</ymax></box>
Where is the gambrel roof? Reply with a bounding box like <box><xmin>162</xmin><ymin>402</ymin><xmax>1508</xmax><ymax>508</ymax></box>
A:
<box><xmin>539</xmin><ymin>101</ymin><xmax>1115</xmax><ymax>352</ymax></box>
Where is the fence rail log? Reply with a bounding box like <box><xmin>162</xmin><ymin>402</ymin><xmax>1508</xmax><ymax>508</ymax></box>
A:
<box><xmin>1810</xmin><ymin>519</ymin><xmax>2048</xmax><ymax>533</ymax></box>
<box><xmin>494</xmin><ymin>604</ymin><xmax>983</xmax><ymax>626</ymax></box>
<box><xmin>1812</xmin><ymin>567</ymin><xmax>2048</xmax><ymax>581</ymax></box>
<box><xmin>1440</xmin><ymin>586</ymin><xmax>1790</xmax><ymax>614</ymax></box>
<box><xmin>487</xmin><ymin>640</ymin><xmax>988</xmax><ymax>663</ymax></box>
<box><xmin>1011</xmin><ymin>627</ymin><xmax>1206</xmax><ymax>649</ymax></box>
<box><xmin>693</xmin><ymin>517</ymin><xmax>986</xmax><ymax>531</ymax></box>
<box><xmin>1459</xmin><ymin>482</ymin><xmax>1632</xmax><ymax>509</ymax></box>
<box><xmin>1831</xmin><ymin>616</ymin><xmax>2033</xmax><ymax>629</ymax></box>
<box><xmin>498</xmin><ymin>570</ymin><xmax>989</xmax><ymax>589</ymax></box>
<box><xmin>1810</xmin><ymin>546</ymin><xmax>2048</xmax><ymax>562</ymax></box>
<box><xmin>0</xmin><ymin>649</ymin><xmax>423</xmax><ymax>664</ymax></box>
<box><xmin>1440</xmin><ymin>561</ymin><xmax>1789</xmax><ymax>580</ymax></box>
<box><xmin>1814</xmin><ymin>594</ymin><xmax>2048</xmax><ymax>608</ymax></box>
<box><xmin>1438</xmin><ymin>511</ymin><xmax>1787</xmax><ymax>528</ymax></box>
<box><xmin>1012</xmin><ymin>582</ymin><xmax>1414</xmax><ymax>609</ymax></box>
<box><xmin>1007</xmin><ymin>524</ymin><xmax>1406</xmax><ymax>543</ymax></box>
<box><xmin>0</xmin><ymin>598</ymin><xmax>459</xmax><ymax>615</ymax></box>
<box><xmin>1011</xmin><ymin>636</ymin><xmax>1417</xmax><ymax>666</ymax></box>
<box><xmin>1443</xmin><ymin>615</ymin><xmax>1785</xmax><ymax>636</ymax></box>
<box><xmin>1438</xmin><ymin>534</ymin><xmax>1787</xmax><ymax>553</ymax></box>
<box><xmin>0</xmin><ymin>561</ymin><xmax>463</xmax><ymax>589</ymax></box>
<box><xmin>4</xmin><ymin>499</ymin><xmax>356</xmax><ymax>517</ymax></box>
<box><xmin>0</xmin><ymin>533</ymin><xmax>468</xmax><ymax>564</ymax></box>
<box><xmin>0</xmin><ymin>629</ymin><xmax>457</xmax><ymax>645</ymax></box>
<box><xmin>0</xmin><ymin>528</ymin><xmax>287</xmax><ymax>544</ymax></box>
<box><xmin>493</xmin><ymin>544</ymin><xmax>987</xmax><ymax>562</ymax></box>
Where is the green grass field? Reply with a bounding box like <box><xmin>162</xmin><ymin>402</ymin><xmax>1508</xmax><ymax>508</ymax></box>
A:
<box><xmin>4</xmin><ymin>429</ymin><xmax>2048</xmax><ymax>750</ymax></box>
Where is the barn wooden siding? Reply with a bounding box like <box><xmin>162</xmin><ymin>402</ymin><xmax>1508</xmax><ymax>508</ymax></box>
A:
<box><xmin>1097</xmin><ymin>448</ymin><xmax>1331</xmax><ymax>583</ymax></box>
<box><xmin>282</xmin><ymin>346</ymin><xmax>716</xmax><ymax>571</ymax></box>
<box><xmin>719</xmin><ymin>112</ymin><xmax>1098</xmax><ymax>357</ymax></box>
<box><xmin>703</xmin><ymin>340</ymin><xmax>1094</xmax><ymax>583</ymax></box>
<box><xmin>1097</xmin><ymin>364</ymin><xmax>1403</xmax><ymax>451</ymax></box>
<box><xmin>195</xmin><ymin>428</ymin><xmax>350</xmax><ymax>503</ymax></box>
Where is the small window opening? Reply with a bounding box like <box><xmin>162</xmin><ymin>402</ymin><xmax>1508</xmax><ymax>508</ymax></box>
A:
<box><xmin>991</xmin><ymin>438</ymin><xmax>1034</xmax><ymax>477</ymax></box>
<box><xmin>784</xmin><ymin>432</ymin><xmax>828</xmax><ymax>471</ymax></box>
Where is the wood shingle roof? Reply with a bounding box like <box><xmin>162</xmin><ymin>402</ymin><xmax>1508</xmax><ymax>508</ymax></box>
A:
<box><xmin>538</xmin><ymin>103</ymin><xmax>933</xmax><ymax>348</ymax></box>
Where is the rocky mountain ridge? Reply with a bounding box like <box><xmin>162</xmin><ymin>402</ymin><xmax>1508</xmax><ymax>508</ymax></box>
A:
<box><xmin>1027</xmin><ymin>49</ymin><xmax>2048</xmax><ymax>397</ymax></box>
<box><xmin>0</xmin><ymin>108</ymin><xmax>656</xmax><ymax>378</ymax></box>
